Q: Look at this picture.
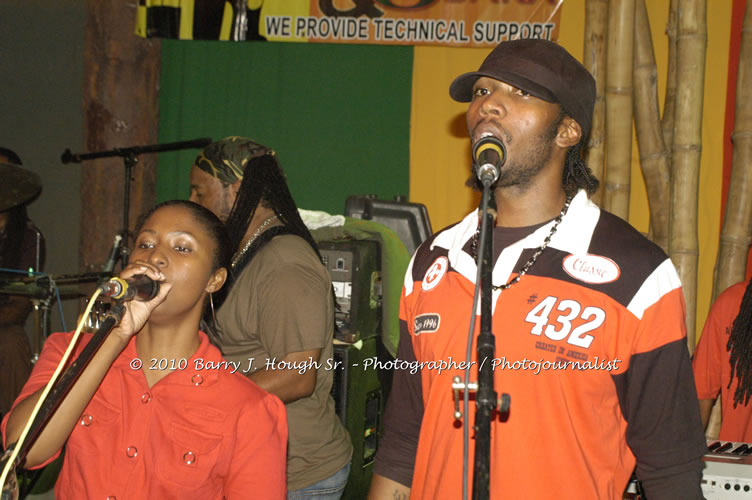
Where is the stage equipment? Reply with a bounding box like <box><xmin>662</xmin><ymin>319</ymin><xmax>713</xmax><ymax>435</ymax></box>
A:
<box><xmin>623</xmin><ymin>440</ymin><xmax>752</xmax><ymax>499</ymax></box>
<box><xmin>344</xmin><ymin>195</ymin><xmax>431</xmax><ymax>256</ymax></box>
<box><xmin>0</xmin><ymin>163</ymin><xmax>41</xmax><ymax>212</ymax></box>
<box><xmin>318</xmin><ymin>238</ymin><xmax>381</xmax><ymax>344</ymax></box>
<box><xmin>0</xmin><ymin>272</ymin><xmax>106</xmax><ymax>357</ymax></box>
<box><xmin>317</xmin><ymin>234</ymin><xmax>390</xmax><ymax>499</ymax></box>
<box><xmin>60</xmin><ymin>137</ymin><xmax>211</xmax><ymax>270</ymax></box>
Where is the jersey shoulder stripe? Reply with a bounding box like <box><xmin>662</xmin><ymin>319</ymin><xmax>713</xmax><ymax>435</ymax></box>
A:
<box><xmin>523</xmin><ymin>209</ymin><xmax>673</xmax><ymax>309</ymax></box>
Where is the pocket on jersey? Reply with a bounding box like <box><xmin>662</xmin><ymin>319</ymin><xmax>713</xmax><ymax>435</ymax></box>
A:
<box><xmin>67</xmin><ymin>395</ymin><xmax>121</xmax><ymax>456</ymax></box>
<box><xmin>155</xmin><ymin>421</ymin><xmax>224</xmax><ymax>488</ymax></box>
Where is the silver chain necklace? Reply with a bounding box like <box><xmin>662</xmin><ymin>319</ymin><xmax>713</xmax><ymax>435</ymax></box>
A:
<box><xmin>472</xmin><ymin>196</ymin><xmax>572</xmax><ymax>291</ymax></box>
<box><xmin>231</xmin><ymin>215</ymin><xmax>278</xmax><ymax>268</ymax></box>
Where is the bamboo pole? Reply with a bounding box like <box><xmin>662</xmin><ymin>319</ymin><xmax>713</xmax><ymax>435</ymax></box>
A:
<box><xmin>603</xmin><ymin>0</ymin><xmax>635</xmax><ymax>219</ymax></box>
<box><xmin>712</xmin><ymin>2</ymin><xmax>752</xmax><ymax>302</ymax></box>
<box><xmin>669</xmin><ymin>0</ymin><xmax>707</xmax><ymax>352</ymax></box>
<box><xmin>583</xmin><ymin>0</ymin><xmax>608</xmax><ymax>206</ymax></box>
<box><xmin>633</xmin><ymin>0</ymin><xmax>671</xmax><ymax>252</ymax></box>
<box><xmin>662</xmin><ymin>0</ymin><xmax>679</xmax><ymax>151</ymax></box>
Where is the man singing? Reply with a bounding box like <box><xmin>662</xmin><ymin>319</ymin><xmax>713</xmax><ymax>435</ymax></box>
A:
<box><xmin>369</xmin><ymin>38</ymin><xmax>706</xmax><ymax>500</ymax></box>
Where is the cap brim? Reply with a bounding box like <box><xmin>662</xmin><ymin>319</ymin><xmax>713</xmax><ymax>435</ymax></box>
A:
<box><xmin>449</xmin><ymin>71</ymin><xmax>559</xmax><ymax>105</ymax></box>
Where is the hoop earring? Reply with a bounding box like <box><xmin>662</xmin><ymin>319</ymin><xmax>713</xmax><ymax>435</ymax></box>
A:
<box><xmin>210</xmin><ymin>293</ymin><xmax>217</xmax><ymax>325</ymax></box>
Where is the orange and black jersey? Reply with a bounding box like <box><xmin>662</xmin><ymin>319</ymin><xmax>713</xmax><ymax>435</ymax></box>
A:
<box><xmin>375</xmin><ymin>190</ymin><xmax>706</xmax><ymax>499</ymax></box>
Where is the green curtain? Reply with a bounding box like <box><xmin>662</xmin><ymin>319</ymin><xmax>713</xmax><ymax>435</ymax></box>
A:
<box><xmin>156</xmin><ymin>40</ymin><xmax>413</xmax><ymax>215</ymax></box>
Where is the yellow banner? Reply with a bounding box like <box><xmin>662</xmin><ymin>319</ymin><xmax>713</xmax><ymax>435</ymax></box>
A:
<box><xmin>136</xmin><ymin>0</ymin><xmax>563</xmax><ymax>46</ymax></box>
<box><xmin>263</xmin><ymin>0</ymin><xmax>563</xmax><ymax>47</ymax></box>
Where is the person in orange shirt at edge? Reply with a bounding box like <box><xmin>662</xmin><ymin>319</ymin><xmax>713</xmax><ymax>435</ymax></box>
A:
<box><xmin>368</xmin><ymin>38</ymin><xmax>706</xmax><ymax>499</ymax></box>
<box><xmin>2</xmin><ymin>200</ymin><xmax>287</xmax><ymax>499</ymax></box>
<box><xmin>694</xmin><ymin>279</ymin><xmax>752</xmax><ymax>441</ymax></box>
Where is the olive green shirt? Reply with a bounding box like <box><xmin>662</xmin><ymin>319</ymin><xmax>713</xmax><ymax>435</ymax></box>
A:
<box><xmin>216</xmin><ymin>234</ymin><xmax>352</xmax><ymax>490</ymax></box>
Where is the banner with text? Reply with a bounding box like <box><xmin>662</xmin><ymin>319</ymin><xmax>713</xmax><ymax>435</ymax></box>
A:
<box><xmin>136</xmin><ymin>0</ymin><xmax>563</xmax><ymax>47</ymax></box>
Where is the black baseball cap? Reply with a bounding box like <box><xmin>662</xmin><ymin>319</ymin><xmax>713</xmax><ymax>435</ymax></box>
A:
<box><xmin>449</xmin><ymin>38</ymin><xmax>596</xmax><ymax>140</ymax></box>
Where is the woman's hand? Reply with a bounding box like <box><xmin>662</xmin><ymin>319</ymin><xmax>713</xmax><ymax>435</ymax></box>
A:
<box><xmin>110</xmin><ymin>261</ymin><xmax>172</xmax><ymax>341</ymax></box>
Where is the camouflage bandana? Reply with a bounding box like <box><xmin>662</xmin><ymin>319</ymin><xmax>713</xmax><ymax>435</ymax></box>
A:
<box><xmin>194</xmin><ymin>136</ymin><xmax>272</xmax><ymax>184</ymax></box>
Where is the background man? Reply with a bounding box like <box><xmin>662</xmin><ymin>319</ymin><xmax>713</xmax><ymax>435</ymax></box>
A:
<box><xmin>694</xmin><ymin>279</ymin><xmax>752</xmax><ymax>441</ymax></box>
<box><xmin>369</xmin><ymin>39</ymin><xmax>706</xmax><ymax>499</ymax></box>
<box><xmin>189</xmin><ymin>137</ymin><xmax>352</xmax><ymax>499</ymax></box>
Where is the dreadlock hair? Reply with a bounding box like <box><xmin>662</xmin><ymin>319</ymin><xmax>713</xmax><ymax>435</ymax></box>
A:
<box><xmin>562</xmin><ymin>136</ymin><xmax>600</xmax><ymax>198</ymax></box>
<box><xmin>224</xmin><ymin>152</ymin><xmax>323</xmax><ymax>270</ymax></box>
<box><xmin>727</xmin><ymin>280</ymin><xmax>752</xmax><ymax>407</ymax></box>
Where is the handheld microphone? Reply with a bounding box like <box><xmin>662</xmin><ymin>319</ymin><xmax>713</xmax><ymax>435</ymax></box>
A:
<box><xmin>472</xmin><ymin>136</ymin><xmax>506</xmax><ymax>188</ymax></box>
<box><xmin>98</xmin><ymin>274</ymin><xmax>160</xmax><ymax>301</ymax></box>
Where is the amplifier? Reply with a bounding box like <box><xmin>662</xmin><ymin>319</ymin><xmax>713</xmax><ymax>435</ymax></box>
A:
<box><xmin>318</xmin><ymin>237</ymin><xmax>388</xmax><ymax>499</ymax></box>
<box><xmin>318</xmin><ymin>238</ymin><xmax>382</xmax><ymax>343</ymax></box>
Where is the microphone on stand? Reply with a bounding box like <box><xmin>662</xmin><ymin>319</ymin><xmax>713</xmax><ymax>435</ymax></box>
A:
<box><xmin>98</xmin><ymin>274</ymin><xmax>160</xmax><ymax>301</ymax></box>
<box><xmin>102</xmin><ymin>235</ymin><xmax>123</xmax><ymax>274</ymax></box>
<box><xmin>472</xmin><ymin>136</ymin><xmax>506</xmax><ymax>188</ymax></box>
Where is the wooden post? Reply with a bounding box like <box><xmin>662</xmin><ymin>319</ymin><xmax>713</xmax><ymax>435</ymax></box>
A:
<box><xmin>604</xmin><ymin>0</ymin><xmax>635</xmax><ymax>219</ymax></box>
<box><xmin>583</xmin><ymin>0</ymin><xmax>608</xmax><ymax>206</ymax></box>
<box><xmin>669</xmin><ymin>0</ymin><xmax>707</xmax><ymax>352</ymax></box>
<box><xmin>633</xmin><ymin>0</ymin><xmax>671</xmax><ymax>252</ymax></box>
<box><xmin>80</xmin><ymin>0</ymin><xmax>161</xmax><ymax>272</ymax></box>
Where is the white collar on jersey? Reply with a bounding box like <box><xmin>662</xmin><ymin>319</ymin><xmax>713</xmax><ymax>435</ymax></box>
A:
<box><xmin>430</xmin><ymin>189</ymin><xmax>600</xmax><ymax>287</ymax></box>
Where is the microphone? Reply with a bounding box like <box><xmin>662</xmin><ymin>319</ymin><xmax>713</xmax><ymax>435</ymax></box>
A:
<box><xmin>472</xmin><ymin>136</ymin><xmax>506</xmax><ymax>187</ymax></box>
<box><xmin>98</xmin><ymin>274</ymin><xmax>160</xmax><ymax>301</ymax></box>
<box><xmin>102</xmin><ymin>235</ymin><xmax>123</xmax><ymax>274</ymax></box>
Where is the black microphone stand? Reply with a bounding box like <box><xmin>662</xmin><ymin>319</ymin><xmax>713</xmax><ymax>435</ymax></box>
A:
<box><xmin>0</xmin><ymin>303</ymin><xmax>126</xmax><ymax>494</ymax></box>
<box><xmin>472</xmin><ymin>183</ymin><xmax>496</xmax><ymax>500</ymax></box>
<box><xmin>60</xmin><ymin>138</ymin><xmax>212</xmax><ymax>269</ymax></box>
<box><xmin>471</xmin><ymin>181</ymin><xmax>511</xmax><ymax>500</ymax></box>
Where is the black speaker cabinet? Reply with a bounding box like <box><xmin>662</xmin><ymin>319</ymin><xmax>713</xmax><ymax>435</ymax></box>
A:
<box><xmin>331</xmin><ymin>337</ymin><xmax>393</xmax><ymax>499</ymax></box>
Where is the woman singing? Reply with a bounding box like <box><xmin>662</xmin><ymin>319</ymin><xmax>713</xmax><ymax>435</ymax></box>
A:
<box><xmin>2</xmin><ymin>200</ymin><xmax>287</xmax><ymax>499</ymax></box>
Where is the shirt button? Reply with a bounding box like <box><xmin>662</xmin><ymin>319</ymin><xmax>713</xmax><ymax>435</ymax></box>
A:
<box><xmin>106</xmin><ymin>496</ymin><xmax>117</xmax><ymax>500</ymax></box>
<box><xmin>191</xmin><ymin>374</ymin><xmax>203</xmax><ymax>386</ymax></box>
<box><xmin>183</xmin><ymin>451</ymin><xmax>196</xmax><ymax>465</ymax></box>
<box><xmin>141</xmin><ymin>392</ymin><xmax>151</xmax><ymax>404</ymax></box>
<box><xmin>80</xmin><ymin>414</ymin><xmax>93</xmax><ymax>426</ymax></box>
<box><xmin>126</xmin><ymin>446</ymin><xmax>138</xmax><ymax>458</ymax></box>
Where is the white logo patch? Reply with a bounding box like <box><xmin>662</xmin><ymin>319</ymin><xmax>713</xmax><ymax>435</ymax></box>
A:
<box><xmin>422</xmin><ymin>257</ymin><xmax>448</xmax><ymax>291</ymax></box>
<box><xmin>414</xmin><ymin>313</ymin><xmax>441</xmax><ymax>336</ymax></box>
<box><xmin>562</xmin><ymin>254</ymin><xmax>620</xmax><ymax>284</ymax></box>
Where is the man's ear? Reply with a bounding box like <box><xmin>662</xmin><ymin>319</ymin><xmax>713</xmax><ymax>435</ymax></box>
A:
<box><xmin>556</xmin><ymin>116</ymin><xmax>582</xmax><ymax>148</ymax></box>
<box><xmin>206</xmin><ymin>267</ymin><xmax>228</xmax><ymax>294</ymax></box>
<box><xmin>230</xmin><ymin>178</ymin><xmax>243</xmax><ymax>197</ymax></box>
